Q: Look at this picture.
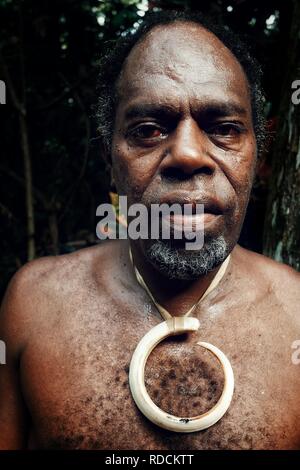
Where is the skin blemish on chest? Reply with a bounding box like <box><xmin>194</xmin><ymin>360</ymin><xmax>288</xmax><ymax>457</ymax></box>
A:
<box><xmin>144</xmin><ymin>336</ymin><xmax>224</xmax><ymax>416</ymax></box>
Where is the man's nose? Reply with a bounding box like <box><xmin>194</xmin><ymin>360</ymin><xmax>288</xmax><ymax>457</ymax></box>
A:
<box><xmin>160</xmin><ymin>119</ymin><xmax>216</xmax><ymax>177</ymax></box>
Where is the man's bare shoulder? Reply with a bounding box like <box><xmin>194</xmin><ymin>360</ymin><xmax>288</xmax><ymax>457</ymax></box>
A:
<box><xmin>6</xmin><ymin>240</ymin><xmax>122</xmax><ymax>292</ymax></box>
<box><xmin>233</xmin><ymin>244</ymin><xmax>300</xmax><ymax>304</ymax></box>
<box><xmin>0</xmin><ymin>241</ymin><xmax>124</xmax><ymax>348</ymax></box>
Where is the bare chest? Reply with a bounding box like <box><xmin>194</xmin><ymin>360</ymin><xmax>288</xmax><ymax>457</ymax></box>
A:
<box><xmin>21</xmin><ymin>298</ymin><xmax>300</xmax><ymax>450</ymax></box>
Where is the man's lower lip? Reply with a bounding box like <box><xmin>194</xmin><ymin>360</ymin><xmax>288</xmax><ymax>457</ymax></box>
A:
<box><xmin>162</xmin><ymin>213</ymin><xmax>221</xmax><ymax>231</ymax></box>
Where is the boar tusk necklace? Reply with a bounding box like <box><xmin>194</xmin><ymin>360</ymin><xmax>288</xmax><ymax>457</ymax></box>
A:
<box><xmin>128</xmin><ymin>247</ymin><xmax>234</xmax><ymax>433</ymax></box>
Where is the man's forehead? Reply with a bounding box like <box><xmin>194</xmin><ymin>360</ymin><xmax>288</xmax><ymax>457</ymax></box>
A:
<box><xmin>117</xmin><ymin>22</ymin><xmax>250</xmax><ymax>106</ymax></box>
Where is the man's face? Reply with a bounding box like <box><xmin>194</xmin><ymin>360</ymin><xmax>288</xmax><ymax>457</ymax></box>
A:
<box><xmin>111</xmin><ymin>22</ymin><xmax>257</xmax><ymax>279</ymax></box>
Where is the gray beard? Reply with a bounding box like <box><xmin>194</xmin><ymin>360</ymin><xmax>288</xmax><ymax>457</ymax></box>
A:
<box><xmin>145</xmin><ymin>236</ymin><xmax>230</xmax><ymax>280</ymax></box>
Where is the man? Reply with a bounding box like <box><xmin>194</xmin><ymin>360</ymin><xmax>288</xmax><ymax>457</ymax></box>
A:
<box><xmin>0</xmin><ymin>10</ymin><xmax>299</xmax><ymax>450</ymax></box>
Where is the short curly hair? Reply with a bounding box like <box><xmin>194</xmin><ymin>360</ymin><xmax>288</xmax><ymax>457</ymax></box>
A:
<box><xmin>96</xmin><ymin>9</ymin><xmax>266</xmax><ymax>157</ymax></box>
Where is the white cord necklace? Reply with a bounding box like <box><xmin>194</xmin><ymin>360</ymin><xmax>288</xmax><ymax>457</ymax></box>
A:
<box><xmin>128</xmin><ymin>247</ymin><xmax>234</xmax><ymax>433</ymax></box>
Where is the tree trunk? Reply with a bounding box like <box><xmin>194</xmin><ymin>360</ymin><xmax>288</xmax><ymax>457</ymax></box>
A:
<box><xmin>48</xmin><ymin>211</ymin><xmax>59</xmax><ymax>255</ymax></box>
<box><xmin>0</xmin><ymin>3</ymin><xmax>36</xmax><ymax>262</ymax></box>
<box><xmin>19</xmin><ymin>112</ymin><xmax>36</xmax><ymax>261</ymax></box>
<box><xmin>263</xmin><ymin>0</ymin><xmax>300</xmax><ymax>270</ymax></box>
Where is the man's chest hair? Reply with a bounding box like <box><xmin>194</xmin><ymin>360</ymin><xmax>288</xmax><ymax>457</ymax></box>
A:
<box><xmin>33</xmin><ymin>385</ymin><xmax>296</xmax><ymax>450</ymax></box>
<box><xmin>25</xmin><ymin>331</ymin><xmax>300</xmax><ymax>450</ymax></box>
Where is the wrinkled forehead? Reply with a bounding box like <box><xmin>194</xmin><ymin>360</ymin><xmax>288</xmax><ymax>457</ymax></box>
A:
<box><xmin>116</xmin><ymin>22</ymin><xmax>251</xmax><ymax>110</ymax></box>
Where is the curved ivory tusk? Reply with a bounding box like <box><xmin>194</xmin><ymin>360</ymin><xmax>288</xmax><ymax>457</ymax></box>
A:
<box><xmin>129</xmin><ymin>317</ymin><xmax>234</xmax><ymax>433</ymax></box>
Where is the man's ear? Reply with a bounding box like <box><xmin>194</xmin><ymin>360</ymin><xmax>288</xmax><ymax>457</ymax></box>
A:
<box><xmin>110</xmin><ymin>166</ymin><xmax>117</xmax><ymax>192</ymax></box>
<box><xmin>99</xmin><ymin>137</ymin><xmax>111</xmax><ymax>169</ymax></box>
<box><xmin>99</xmin><ymin>138</ymin><xmax>117</xmax><ymax>192</ymax></box>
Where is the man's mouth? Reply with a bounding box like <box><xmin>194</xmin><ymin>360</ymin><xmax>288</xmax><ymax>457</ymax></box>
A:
<box><xmin>167</xmin><ymin>212</ymin><xmax>221</xmax><ymax>231</ymax></box>
<box><xmin>159</xmin><ymin>191</ymin><xmax>225</xmax><ymax>214</ymax></box>
<box><xmin>158</xmin><ymin>191</ymin><xmax>224</xmax><ymax>234</ymax></box>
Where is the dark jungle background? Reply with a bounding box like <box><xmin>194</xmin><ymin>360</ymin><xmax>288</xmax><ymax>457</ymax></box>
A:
<box><xmin>0</xmin><ymin>0</ymin><xmax>299</xmax><ymax>299</ymax></box>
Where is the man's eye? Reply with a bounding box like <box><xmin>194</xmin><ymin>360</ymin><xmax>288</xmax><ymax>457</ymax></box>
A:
<box><xmin>208</xmin><ymin>123</ymin><xmax>244</xmax><ymax>137</ymax></box>
<box><xmin>129</xmin><ymin>124</ymin><xmax>167</xmax><ymax>141</ymax></box>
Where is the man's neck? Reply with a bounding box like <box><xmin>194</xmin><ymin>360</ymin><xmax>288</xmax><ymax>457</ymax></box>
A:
<box><xmin>128</xmin><ymin>242</ymin><xmax>228</xmax><ymax>317</ymax></box>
